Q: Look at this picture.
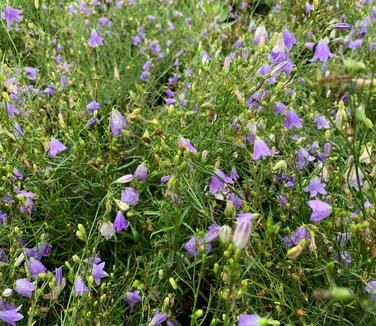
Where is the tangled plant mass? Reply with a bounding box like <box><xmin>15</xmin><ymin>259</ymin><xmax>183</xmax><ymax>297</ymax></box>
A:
<box><xmin>0</xmin><ymin>0</ymin><xmax>375</xmax><ymax>325</ymax></box>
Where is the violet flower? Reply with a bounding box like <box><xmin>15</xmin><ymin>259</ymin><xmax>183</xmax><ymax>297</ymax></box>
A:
<box><xmin>113</xmin><ymin>212</ymin><xmax>129</xmax><ymax>232</ymax></box>
<box><xmin>124</xmin><ymin>290</ymin><xmax>142</xmax><ymax>308</ymax></box>
<box><xmin>333</xmin><ymin>22</ymin><xmax>351</xmax><ymax>30</ymax></box>
<box><xmin>283</xmin><ymin>227</ymin><xmax>310</xmax><ymax>248</ymax></box>
<box><xmin>348</xmin><ymin>39</ymin><xmax>363</xmax><ymax>50</ymax></box>
<box><xmin>55</xmin><ymin>267</ymin><xmax>63</xmax><ymax>286</ymax></box>
<box><xmin>87</xmin><ymin>101</ymin><xmax>100</xmax><ymax>114</ymax></box>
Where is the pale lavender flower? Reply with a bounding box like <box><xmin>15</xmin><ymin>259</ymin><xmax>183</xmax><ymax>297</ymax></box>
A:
<box><xmin>98</xmin><ymin>17</ymin><xmax>112</xmax><ymax>27</ymax></box>
<box><xmin>205</xmin><ymin>224</ymin><xmax>219</xmax><ymax>242</ymax></box>
<box><xmin>134</xmin><ymin>163</ymin><xmax>147</xmax><ymax>182</ymax></box>
<box><xmin>60</xmin><ymin>75</ymin><xmax>68</xmax><ymax>89</ymax></box>
<box><xmin>121</xmin><ymin>187</ymin><xmax>139</xmax><ymax>205</ymax></box>
<box><xmin>15</xmin><ymin>279</ymin><xmax>36</xmax><ymax>298</ymax></box>
<box><xmin>238</xmin><ymin>314</ymin><xmax>260</xmax><ymax>326</ymax></box>
<box><xmin>305</xmin><ymin>2</ymin><xmax>312</xmax><ymax>13</ymax></box>
<box><xmin>87</xmin><ymin>101</ymin><xmax>100</xmax><ymax>113</ymax></box>
<box><xmin>304</xmin><ymin>178</ymin><xmax>327</xmax><ymax>197</ymax></box>
<box><xmin>14</xmin><ymin>123</ymin><xmax>25</xmax><ymax>137</ymax></box>
<box><xmin>253</xmin><ymin>139</ymin><xmax>272</xmax><ymax>161</ymax></box>
<box><xmin>337</xmin><ymin>232</ymin><xmax>352</xmax><ymax>247</ymax></box>
<box><xmin>79</xmin><ymin>2</ymin><xmax>92</xmax><ymax>14</ymax></box>
<box><xmin>253</xmin><ymin>26</ymin><xmax>268</xmax><ymax>45</ymax></box>
<box><xmin>308</xmin><ymin>199</ymin><xmax>332</xmax><ymax>223</ymax></box>
<box><xmin>43</xmin><ymin>85</ymin><xmax>55</xmax><ymax>95</ymax></box>
<box><xmin>209</xmin><ymin>169</ymin><xmax>234</xmax><ymax>194</ymax></box>
<box><xmin>161</xmin><ymin>176</ymin><xmax>170</xmax><ymax>183</ymax></box>
<box><xmin>28</xmin><ymin>259</ymin><xmax>47</xmax><ymax>279</ymax></box>
<box><xmin>282</xmin><ymin>28</ymin><xmax>297</xmax><ymax>51</ymax></box>
<box><xmin>48</xmin><ymin>139</ymin><xmax>68</xmax><ymax>157</ymax></box>
<box><xmin>338</xmin><ymin>251</ymin><xmax>352</xmax><ymax>267</ymax></box>
<box><xmin>310</xmin><ymin>40</ymin><xmax>335</xmax><ymax>62</ymax></box>
<box><xmin>0</xmin><ymin>305</ymin><xmax>23</xmax><ymax>326</ymax></box>
<box><xmin>74</xmin><ymin>276</ymin><xmax>89</xmax><ymax>296</ymax></box>
<box><xmin>25</xmin><ymin>241</ymin><xmax>52</xmax><ymax>259</ymax></box>
<box><xmin>365</xmin><ymin>280</ymin><xmax>376</xmax><ymax>302</ymax></box>
<box><xmin>230</xmin><ymin>167</ymin><xmax>239</xmax><ymax>181</ymax></box>
<box><xmin>150</xmin><ymin>309</ymin><xmax>168</xmax><ymax>326</ymax></box>
<box><xmin>274</xmin><ymin>102</ymin><xmax>287</xmax><ymax>115</ymax></box>
<box><xmin>313</xmin><ymin>115</ymin><xmax>330</xmax><ymax>129</ymax></box>
<box><xmin>92</xmin><ymin>262</ymin><xmax>109</xmax><ymax>285</ymax></box>
<box><xmin>306</xmin><ymin>42</ymin><xmax>315</xmax><ymax>50</ymax></box>
<box><xmin>1</xmin><ymin>7</ymin><xmax>23</xmax><ymax>28</ymax></box>
<box><xmin>233</xmin><ymin>213</ymin><xmax>254</xmax><ymax>249</ymax></box>
<box><xmin>184</xmin><ymin>236</ymin><xmax>211</xmax><ymax>256</ymax></box>
<box><xmin>12</xmin><ymin>168</ymin><xmax>24</xmax><ymax>179</ymax></box>
<box><xmin>24</xmin><ymin>67</ymin><xmax>37</xmax><ymax>81</ymax></box>
<box><xmin>110</xmin><ymin>110</ymin><xmax>126</xmax><ymax>136</ymax></box>
<box><xmin>179</xmin><ymin>138</ymin><xmax>197</xmax><ymax>153</ymax></box>
<box><xmin>86</xmin><ymin>117</ymin><xmax>99</xmax><ymax>127</ymax></box>
<box><xmin>89</xmin><ymin>30</ymin><xmax>103</xmax><ymax>48</ymax></box>
<box><xmin>348</xmin><ymin>39</ymin><xmax>363</xmax><ymax>50</ymax></box>
<box><xmin>296</xmin><ymin>148</ymin><xmax>315</xmax><ymax>169</ymax></box>
<box><xmin>68</xmin><ymin>4</ymin><xmax>76</xmax><ymax>14</ymax></box>
<box><xmin>283</xmin><ymin>227</ymin><xmax>310</xmax><ymax>248</ymax></box>
<box><xmin>201</xmin><ymin>51</ymin><xmax>211</xmax><ymax>64</ymax></box>
<box><xmin>284</xmin><ymin>110</ymin><xmax>302</xmax><ymax>129</ymax></box>
<box><xmin>149</xmin><ymin>41</ymin><xmax>161</xmax><ymax>53</ymax></box>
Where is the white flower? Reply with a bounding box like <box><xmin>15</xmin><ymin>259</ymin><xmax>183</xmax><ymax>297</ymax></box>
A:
<box><xmin>100</xmin><ymin>221</ymin><xmax>115</xmax><ymax>240</ymax></box>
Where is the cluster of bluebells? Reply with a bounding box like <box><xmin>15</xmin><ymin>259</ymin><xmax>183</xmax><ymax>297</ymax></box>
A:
<box><xmin>1</xmin><ymin>0</ymin><xmax>376</xmax><ymax>325</ymax></box>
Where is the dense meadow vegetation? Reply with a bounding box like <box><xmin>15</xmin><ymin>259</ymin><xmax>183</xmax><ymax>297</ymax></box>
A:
<box><xmin>0</xmin><ymin>0</ymin><xmax>375</xmax><ymax>325</ymax></box>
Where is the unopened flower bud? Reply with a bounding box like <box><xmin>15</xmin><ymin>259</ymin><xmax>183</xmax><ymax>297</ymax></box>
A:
<box><xmin>194</xmin><ymin>309</ymin><xmax>204</xmax><ymax>319</ymax></box>
<box><xmin>2</xmin><ymin>288</ymin><xmax>13</xmax><ymax>297</ymax></box>
<box><xmin>169</xmin><ymin>277</ymin><xmax>177</xmax><ymax>290</ymax></box>
<box><xmin>218</xmin><ymin>225</ymin><xmax>232</xmax><ymax>243</ymax></box>
<box><xmin>232</xmin><ymin>213</ymin><xmax>254</xmax><ymax>249</ymax></box>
